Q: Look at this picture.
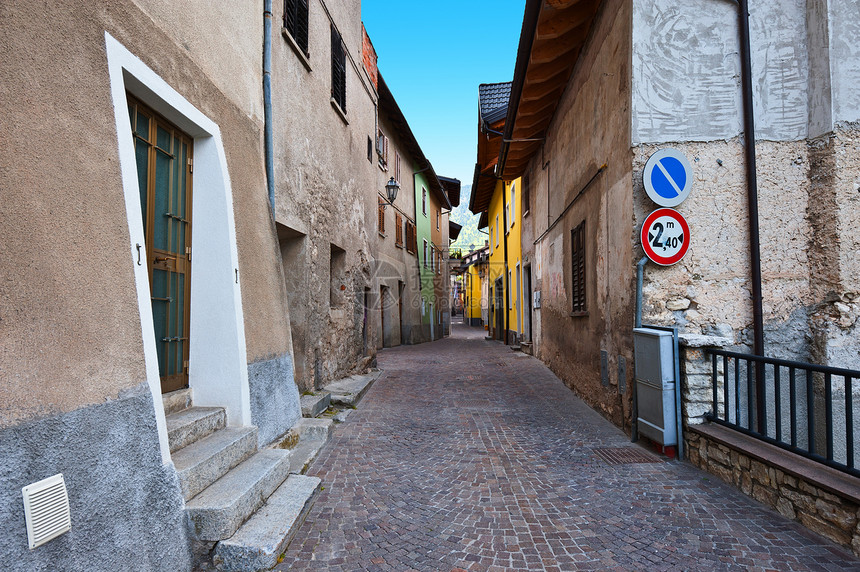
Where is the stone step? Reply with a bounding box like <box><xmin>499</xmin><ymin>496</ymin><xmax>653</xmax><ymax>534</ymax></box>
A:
<box><xmin>269</xmin><ymin>418</ymin><xmax>333</xmax><ymax>475</ymax></box>
<box><xmin>212</xmin><ymin>474</ymin><xmax>322</xmax><ymax>572</ymax></box>
<box><xmin>163</xmin><ymin>387</ymin><xmax>193</xmax><ymax>415</ymax></box>
<box><xmin>167</xmin><ymin>407</ymin><xmax>227</xmax><ymax>453</ymax></box>
<box><xmin>186</xmin><ymin>449</ymin><xmax>292</xmax><ymax>541</ymax></box>
<box><xmin>300</xmin><ymin>392</ymin><xmax>331</xmax><ymax>418</ymax></box>
<box><xmin>295</xmin><ymin>417</ymin><xmax>333</xmax><ymax>441</ymax></box>
<box><xmin>173</xmin><ymin>426</ymin><xmax>258</xmax><ymax>501</ymax></box>
<box><xmin>323</xmin><ymin>371</ymin><xmax>380</xmax><ymax>407</ymax></box>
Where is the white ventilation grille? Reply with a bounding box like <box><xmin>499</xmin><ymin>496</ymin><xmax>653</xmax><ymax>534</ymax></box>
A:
<box><xmin>22</xmin><ymin>473</ymin><xmax>71</xmax><ymax>549</ymax></box>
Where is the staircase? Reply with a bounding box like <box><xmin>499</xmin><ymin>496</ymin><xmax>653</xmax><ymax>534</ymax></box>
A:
<box><xmin>163</xmin><ymin>391</ymin><xmax>321</xmax><ymax>572</ymax></box>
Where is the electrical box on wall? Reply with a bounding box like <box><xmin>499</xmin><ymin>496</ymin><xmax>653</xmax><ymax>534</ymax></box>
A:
<box><xmin>633</xmin><ymin>328</ymin><xmax>678</xmax><ymax>446</ymax></box>
<box><xmin>533</xmin><ymin>290</ymin><xmax>541</xmax><ymax>309</ymax></box>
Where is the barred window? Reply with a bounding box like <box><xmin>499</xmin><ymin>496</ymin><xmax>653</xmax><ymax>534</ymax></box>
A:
<box><xmin>571</xmin><ymin>221</ymin><xmax>586</xmax><ymax>314</ymax></box>
<box><xmin>330</xmin><ymin>25</ymin><xmax>346</xmax><ymax>111</ymax></box>
<box><xmin>284</xmin><ymin>0</ymin><xmax>309</xmax><ymax>57</ymax></box>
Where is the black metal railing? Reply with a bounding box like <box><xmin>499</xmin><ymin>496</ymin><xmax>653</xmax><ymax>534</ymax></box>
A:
<box><xmin>705</xmin><ymin>349</ymin><xmax>860</xmax><ymax>478</ymax></box>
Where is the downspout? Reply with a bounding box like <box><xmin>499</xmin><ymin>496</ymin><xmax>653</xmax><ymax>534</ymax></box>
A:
<box><xmin>632</xmin><ymin>256</ymin><xmax>648</xmax><ymax>442</ymax></box>
<box><xmin>635</xmin><ymin>256</ymin><xmax>648</xmax><ymax>329</ymax></box>
<box><xmin>732</xmin><ymin>0</ymin><xmax>766</xmax><ymax>431</ymax></box>
<box><xmin>263</xmin><ymin>0</ymin><xmax>275</xmax><ymax>214</ymax></box>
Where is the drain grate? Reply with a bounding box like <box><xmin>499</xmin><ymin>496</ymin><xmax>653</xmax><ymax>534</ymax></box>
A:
<box><xmin>592</xmin><ymin>447</ymin><xmax>661</xmax><ymax>465</ymax></box>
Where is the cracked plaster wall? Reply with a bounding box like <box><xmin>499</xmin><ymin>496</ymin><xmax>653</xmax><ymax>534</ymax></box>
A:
<box><xmin>271</xmin><ymin>0</ymin><xmax>379</xmax><ymax>391</ymax></box>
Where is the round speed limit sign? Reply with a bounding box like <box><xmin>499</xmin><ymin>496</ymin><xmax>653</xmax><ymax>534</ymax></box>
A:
<box><xmin>641</xmin><ymin>208</ymin><xmax>690</xmax><ymax>266</ymax></box>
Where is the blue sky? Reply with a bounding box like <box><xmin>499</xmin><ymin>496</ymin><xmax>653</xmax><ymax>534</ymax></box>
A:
<box><xmin>362</xmin><ymin>1</ymin><xmax>527</xmax><ymax>188</ymax></box>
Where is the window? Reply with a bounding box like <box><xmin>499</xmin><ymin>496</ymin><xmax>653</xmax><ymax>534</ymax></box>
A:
<box><xmin>395</xmin><ymin>150</ymin><xmax>401</xmax><ymax>183</ymax></box>
<box><xmin>405</xmin><ymin>221</ymin><xmax>416</xmax><ymax>254</ymax></box>
<box><xmin>284</xmin><ymin>0</ymin><xmax>309</xmax><ymax>57</ymax></box>
<box><xmin>367</xmin><ymin>136</ymin><xmax>373</xmax><ymax>162</ymax></box>
<box><xmin>495</xmin><ymin>215</ymin><xmax>499</xmax><ymax>247</ymax></box>
<box><xmin>489</xmin><ymin>228</ymin><xmax>493</xmax><ymax>254</ymax></box>
<box><xmin>330</xmin><ymin>24</ymin><xmax>346</xmax><ymax>112</ymax></box>
<box><xmin>378</xmin><ymin>199</ymin><xmax>385</xmax><ymax>236</ymax></box>
<box><xmin>376</xmin><ymin>129</ymin><xmax>388</xmax><ymax>169</ymax></box>
<box><xmin>436</xmin><ymin>210</ymin><xmax>440</xmax><ymax>230</ymax></box>
<box><xmin>571</xmin><ymin>221</ymin><xmax>586</xmax><ymax>314</ymax></box>
<box><xmin>508</xmin><ymin>182</ymin><xmax>516</xmax><ymax>230</ymax></box>
<box><xmin>423</xmin><ymin>239</ymin><xmax>428</xmax><ymax>267</ymax></box>
<box><xmin>395</xmin><ymin>213</ymin><xmax>403</xmax><ymax>247</ymax></box>
<box><xmin>507</xmin><ymin>270</ymin><xmax>512</xmax><ymax>310</ymax></box>
<box><xmin>522</xmin><ymin>172</ymin><xmax>530</xmax><ymax>216</ymax></box>
<box><xmin>422</xmin><ymin>188</ymin><xmax>427</xmax><ymax>216</ymax></box>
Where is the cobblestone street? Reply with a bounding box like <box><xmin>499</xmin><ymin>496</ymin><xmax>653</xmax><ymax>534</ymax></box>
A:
<box><xmin>276</xmin><ymin>322</ymin><xmax>859</xmax><ymax>571</ymax></box>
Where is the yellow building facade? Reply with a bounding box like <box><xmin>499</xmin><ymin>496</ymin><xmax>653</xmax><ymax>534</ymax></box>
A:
<box><xmin>463</xmin><ymin>246</ymin><xmax>488</xmax><ymax>327</ymax></box>
<box><xmin>485</xmin><ymin>177</ymin><xmax>523</xmax><ymax>344</ymax></box>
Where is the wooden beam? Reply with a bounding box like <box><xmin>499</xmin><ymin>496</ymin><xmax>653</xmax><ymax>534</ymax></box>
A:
<box><xmin>516</xmin><ymin>97</ymin><xmax>557</xmax><ymax>118</ymax></box>
<box><xmin>525</xmin><ymin>58</ymin><xmax>573</xmax><ymax>84</ymax></box>
<box><xmin>535</xmin><ymin>1</ymin><xmax>596</xmax><ymax>40</ymax></box>
<box><xmin>520</xmin><ymin>74</ymin><xmax>568</xmax><ymax>103</ymax></box>
<box><xmin>529</xmin><ymin>24</ymin><xmax>589</xmax><ymax>64</ymax></box>
<box><xmin>513</xmin><ymin>113</ymin><xmax>551</xmax><ymax>133</ymax></box>
<box><xmin>519</xmin><ymin>83</ymin><xmax>565</xmax><ymax>105</ymax></box>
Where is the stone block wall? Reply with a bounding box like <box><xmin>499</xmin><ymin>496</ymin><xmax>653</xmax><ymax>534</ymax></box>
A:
<box><xmin>687</xmin><ymin>427</ymin><xmax>860</xmax><ymax>556</ymax></box>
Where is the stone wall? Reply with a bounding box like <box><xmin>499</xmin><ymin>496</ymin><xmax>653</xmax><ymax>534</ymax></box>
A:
<box><xmin>687</xmin><ymin>426</ymin><xmax>860</xmax><ymax>556</ymax></box>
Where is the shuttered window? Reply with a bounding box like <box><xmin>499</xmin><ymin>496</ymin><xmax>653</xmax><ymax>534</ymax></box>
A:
<box><xmin>395</xmin><ymin>150</ymin><xmax>401</xmax><ymax>183</ymax></box>
<box><xmin>284</xmin><ymin>0</ymin><xmax>309</xmax><ymax>57</ymax></box>
<box><xmin>377</xmin><ymin>130</ymin><xmax>388</xmax><ymax>169</ymax></box>
<box><xmin>571</xmin><ymin>221</ymin><xmax>586</xmax><ymax>314</ymax></box>
<box><xmin>395</xmin><ymin>213</ymin><xmax>403</xmax><ymax>247</ymax></box>
<box><xmin>378</xmin><ymin>200</ymin><xmax>385</xmax><ymax>236</ymax></box>
<box><xmin>405</xmin><ymin>221</ymin><xmax>416</xmax><ymax>254</ymax></box>
<box><xmin>330</xmin><ymin>25</ymin><xmax>346</xmax><ymax>111</ymax></box>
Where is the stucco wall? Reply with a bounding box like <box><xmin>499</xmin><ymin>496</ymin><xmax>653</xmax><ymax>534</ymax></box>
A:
<box><xmin>633</xmin><ymin>139</ymin><xmax>815</xmax><ymax>361</ymax></box>
<box><xmin>632</xmin><ymin>0</ymin><xmax>810</xmax><ymax>144</ymax></box>
<box><xmin>0</xmin><ymin>1</ymin><xmax>147</xmax><ymax>427</ymax></box>
<box><xmin>829</xmin><ymin>0</ymin><xmax>860</xmax><ymax>124</ymax></box>
<box><xmin>0</xmin><ymin>385</ymin><xmax>191</xmax><ymax>571</ymax></box>
<box><xmin>529</xmin><ymin>0</ymin><xmax>634</xmax><ymax>427</ymax></box>
<box><xmin>0</xmin><ymin>0</ymin><xmax>296</xmax><ymax>428</ymax></box>
<box><xmin>1</xmin><ymin>0</ymin><xmax>300</xmax><ymax>565</ymax></box>
<box><xmin>271</xmin><ymin>0</ymin><xmax>379</xmax><ymax>389</ymax></box>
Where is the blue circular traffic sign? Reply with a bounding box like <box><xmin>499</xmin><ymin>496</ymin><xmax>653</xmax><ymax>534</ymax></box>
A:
<box><xmin>643</xmin><ymin>148</ymin><xmax>693</xmax><ymax>207</ymax></box>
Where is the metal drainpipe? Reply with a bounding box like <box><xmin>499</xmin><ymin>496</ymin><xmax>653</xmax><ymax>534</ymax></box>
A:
<box><xmin>263</xmin><ymin>0</ymin><xmax>275</xmax><ymax>214</ymax></box>
<box><xmin>632</xmin><ymin>256</ymin><xmax>648</xmax><ymax>442</ymax></box>
<box><xmin>734</xmin><ymin>0</ymin><xmax>766</xmax><ymax>431</ymax></box>
<box><xmin>635</xmin><ymin>256</ymin><xmax>648</xmax><ymax>329</ymax></box>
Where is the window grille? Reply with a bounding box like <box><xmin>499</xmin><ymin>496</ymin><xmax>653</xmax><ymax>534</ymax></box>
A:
<box><xmin>330</xmin><ymin>25</ymin><xmax>346</xmax><ymax>111</ymax></box>
<box><xmin>284</xmin><ymin>0</ymin><xmax>309</xmax><ymax>57</ymax></box>
<box><xmin>571</xmin><ymin>221</ymin><xmax>586</xmax><ymax>313</ymax></box>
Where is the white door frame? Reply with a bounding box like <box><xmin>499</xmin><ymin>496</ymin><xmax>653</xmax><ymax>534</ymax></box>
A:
<box><xmin>106</xmin><ymin>33</ymin><xmax>251</xmax><ymax>463</ymax></box>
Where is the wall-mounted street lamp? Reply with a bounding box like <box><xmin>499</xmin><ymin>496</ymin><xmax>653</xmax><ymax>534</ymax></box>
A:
<box><xmin>385</xmin><ymin>177</ymin><xmax>400</xmax><ymax>204</ymax></box>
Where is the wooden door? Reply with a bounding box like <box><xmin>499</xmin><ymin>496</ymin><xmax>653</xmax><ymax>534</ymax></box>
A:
<box><xmin>128</xmin><ymin>97</ymin><xmax>193</xmax><ymax>393</ymax></box>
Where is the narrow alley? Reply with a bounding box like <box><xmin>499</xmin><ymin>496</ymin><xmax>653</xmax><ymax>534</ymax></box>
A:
<box><xmin>276</xmin><ymin>323</ymin><xmax>859</xmax><ymax>571</ymax></box>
